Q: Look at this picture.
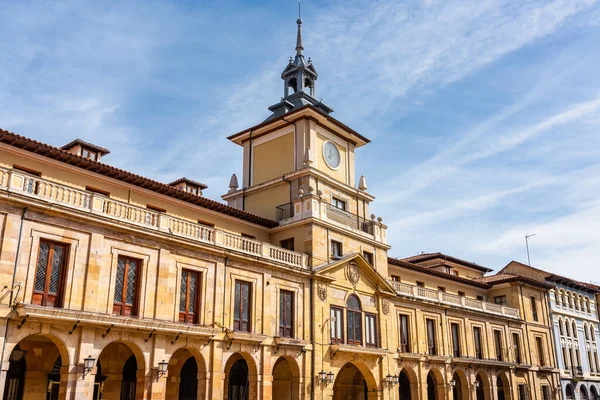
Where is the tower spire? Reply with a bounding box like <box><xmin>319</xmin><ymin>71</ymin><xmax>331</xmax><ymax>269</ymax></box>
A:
<box><xmin>296</xmin><ymin>0</ymin><xmax>303</xmax><ymax>55</ymax></box>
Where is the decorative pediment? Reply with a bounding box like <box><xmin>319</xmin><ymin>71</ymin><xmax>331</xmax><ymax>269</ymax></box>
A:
<box><xmin>313</xmin><ymin>253</ymin><xmax>396</xmax><ymax>296</ymax></box>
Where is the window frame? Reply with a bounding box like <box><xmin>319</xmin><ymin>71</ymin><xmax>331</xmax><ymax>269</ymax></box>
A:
<box><xmin>399</xmin><ymin>314</ymin><xmax>410</xmax><ymax>353</ymax></box>
<box><xmin>426</xmin><ymin>318</ymin><xmax>437</xmax><ymax>356</ymax></box>
<box><xmin>494</xmin><ymin>295</ymin><xmax>507</xmax><ymax>305</ymax></box>
<box><xmin>362</xmin><ymin>251</ymin><xmax>374</xmax><ymax>266</ymax></box>
<box><xmin>365</xmin><ymin>313</ymin><xmax>378</xmax><ymax>347</ymax></box>
<box><xmin>531</xmin><ymin>296</ymin><xmax>539</xmax><ymax>321</ymax></box>
<box><xmin>330</xmin><ymin>306</ymin><xmax>344</xmax><ymax>344</ymax></box>
<box><xmin>32</xmin><ymin>240</ymin><xmax>68</xmax><ymax>308</ymax></box>
<box><xmin>346</xmin><ymin>295</ymin><xmax>362</xmax><ymax>345</ymax></box>
<box><xmin>331</xmin><ymin>240</ymin><xmax>343</xmax><ymax>259</ymax></box>
<box><xmin>113</xmin><ymin>256</ymin><xmax>142</xmax><ymax>317</ymax></box>
<box><xmin>279</xmin><ymin>289</ymin><xmax>294</xmax><ymax>338</ymax></box>
<box><xmin>451</xmin><ymin>323</ymin><xmax>461</xmax><ymax>357</ymax></box>
<box><xmin>513</xmin><ymin>332</ymin><xmax>522</xmax><ymax>364</ymax></box>
<box><xmin>280</xmin><ymin>238</ymin><xmax>295</xmax><ymax>251</ymax></box>
<box><xmin>233</xmin><ymin>280</ymin><xmax>252</xmax><ymax>332</ymax></box>
<box><xmin>494</xmin><ymin>329</ymin><xmax>503</xmax><ymax>361</ymax></box>
<box><xmin>179</xmin><ymin>269</ymin><xmax>201</xmax><ymax>324</ymax></box>
<box><xmin>473</xmin><ymin>326</ymin><xmax>483</xmax><ymax>359</ymax></box>
<box><xmin>535</xmin><ymin>336</ymin><xmax>545</xmax><ymax>366</ymax></box>
<box><xmin>332</xmin><ymin>197</ymin><xmax>346</xmax><ymax>211</ymax></box>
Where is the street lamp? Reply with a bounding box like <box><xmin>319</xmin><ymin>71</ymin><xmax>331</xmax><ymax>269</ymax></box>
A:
<box><xmin>157</xmin><ymin>360</ymin><xmax>168</xmax><ymax>379</ymax></box>
<box><xmin>83</xmin><ymin>355</ymin><xmax>96</xmax><ymax>377</ymax></box>
<box><xmin>327</xmin><ymin>371</ymin><xmax>335</xmax><ymax>385</ymax></box>
<box><xmin>9</xmin><ymin>345</ymin><xmax>26</xmax><ymax>362</ymax></box>
<box><xmin>385</xmin><ymin>374</ymin><xmax>399</xmax><ymax>386</ymax></box>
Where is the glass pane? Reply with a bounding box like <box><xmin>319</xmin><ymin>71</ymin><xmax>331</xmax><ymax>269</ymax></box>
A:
<box><xmin>355</xmin><ymin>313</ymin><xmax>362</xmax><ymax>341</ymax></box>
<box><xmin>280</xmin><ymin>292</ymin><xmax>284</xmax><ymax>328</ymax></box>
<box><xmin>114</xmin><ymin>258</ymin><xmax>125</xmax><ymax>302</ymax></box>
<box><xmin>330</xmin><ymin>309</ymin><xmax>335</xmax><ymax>339</ymax></box>
<box><xmin>48</xmin><ymin>245</ymin><xmax>63</xmax><ymax>294</ymax></box>
<box><xmin>234</xmin><ymin>283</ymin><xmax>241</xmax><ymax>321</ymax></box>
<box><xmin>241</xmin><ymin>283</ymin><xmax>249</xmax><ymax>322</ymax></box>
<box><xmin>34</xmin><ymin>243</ymin><xmax>50</xmax><ymax>291</ymax></box>
<box><xmin>285</xmin><ymin>293</ymin><xmax>292</xmax><ymax>326</ymax></box>
<box><xmin>179</xmin><ymin>271</ymin><xmax>187</xmax><ymax>312</ymax></box>
<box><xmin>126</xmin><ymin>259</ymin><xmax>137</xmax><ymax>305</ymax></box>
<box><xmin>189</xmin><ymin>272</ymin><xmax>197</xmax><ymax>313</ymax></box>
<box><xmin>336</xmin><ymin>310</ymin><xmax>342</xmax><ymax>337</ymax></box>
<box><xmin>347</xmin><ymin>295</ymin><xmax>360</xmax><ymax>310</ymax></box>
<box><xmin>347</xmin><ymin>311</ymin><xmax>354</xmax><ymax>340</ymax></box>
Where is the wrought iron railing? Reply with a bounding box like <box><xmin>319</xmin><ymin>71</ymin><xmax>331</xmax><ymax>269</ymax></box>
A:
<box><xmin>275</xmin><ymin>202</ymin><xmax>294</xmax><ymax>221</ymax></box>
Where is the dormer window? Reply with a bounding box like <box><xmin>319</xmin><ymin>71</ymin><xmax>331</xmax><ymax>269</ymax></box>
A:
<box><xmin>168</xmin><ymin>177</ymin><xmax>208</xmax><ymax>197</ymax></box>
<box><xmin>61</xmin><ymin>139</ymin><xmax>110</xmax><ymax>162</ymax></box>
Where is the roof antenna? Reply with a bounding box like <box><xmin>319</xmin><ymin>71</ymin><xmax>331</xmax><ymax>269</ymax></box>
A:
<box><xmin>525</xmin><ymin>233</ymin><xmax>536</xmax><ymax>266</ymax></box>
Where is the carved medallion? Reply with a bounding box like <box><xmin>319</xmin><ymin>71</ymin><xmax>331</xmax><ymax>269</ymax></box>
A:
<box><xmin>317</xmin><ymin>281</ymin><xmax>327</xmax><ymax>301</ymax></box>
<box><xmin>347</xmin><ymin>262</ymin><xmax>360</xmax><ymax>285</ymax></box>
<box><xmin>382</xmin><ymin>299</ymin><xmax>390</xmax><ymax>315</ymax></box>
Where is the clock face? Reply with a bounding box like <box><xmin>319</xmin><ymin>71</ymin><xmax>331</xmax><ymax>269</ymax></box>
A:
<box><xmin>323</xmin><ymin>141</ymin><xmax>341</xmax><ymax>169</ymax></box>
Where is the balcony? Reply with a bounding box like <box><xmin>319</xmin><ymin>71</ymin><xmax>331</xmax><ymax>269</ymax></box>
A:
<box><xmin>389</xmin><ymin>280</ymin><xmax>521</xmax><ymax>318</ymax></box>
<box><xmin>275</xmin><ymin>202</ymin><xmax>294</xmax><ymax>221</ymax></box>
<box><xmin>324</xmin><ymin>204</ymin><xmax>374</xmax><ymax>234</ymax></box>
<box><xmin>0</xmin><ymin>167</ymin><xmax>309</xmax><ymax>270</ymax></box>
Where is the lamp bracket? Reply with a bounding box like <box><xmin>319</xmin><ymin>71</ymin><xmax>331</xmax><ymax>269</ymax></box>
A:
<box><xmin>171</xmin><ymin>332</ymin><xmax>182</xmax><ymax>345</ymax></box>
<box><xmin>144</xmin><ymin>329</ymin><xmax>156</xmax><ymax>343</ymax></box>
<box><xmin>101</xmin><ymin>324</ymin><xmax>114</xmax><ymax>338</ymax></box>
<box><xmin>68</xmin><ymin>320</ymin><xmax>80</xmax><ymax>335</ymax></box>
<box><xmin>330</xmin><ymin>349</ymin><xmax>338</xmax><ymax>360</ymax></box>
<box><xmin>16</xmin><ymin>315</ymin><xmax>28</xmax><ymax>330</ymax></box>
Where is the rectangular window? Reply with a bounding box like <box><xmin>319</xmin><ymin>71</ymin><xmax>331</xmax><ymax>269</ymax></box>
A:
<box><xmin>233</xmin><ymin>281</ymin><xmax>252</xmax><ymax>332</ymax></box>
<box><xmin>531</xmin><ymin>296</ymin><xmax>539</xmax><ymax>321</ymax></box>
<box><xmin>494</xmin><ymin>330</ymin><xmax>503</xmax><ymax>361</ymax></box>
<box><xmin>331</xmin><ymin>240</ymin><xmax>343</xmax><ymax>259</ymax></box>
<box><xmin>426</xmin><ymin>319</ymin><xmax>437</xmax><ymax>355</ymax></box>
<box><xmin>438</xmin><ymin>286</ymin><xmax>446</xmax><ymax>293</ymax></box>
<box><xmin>494</xmin><ymin>295</ymin><xmax>507</xmax><ymax>305</ymax></box>
<box><xmin>458</xmin><ymin>291</ymin><xmax>466</xmax><ymax>297</ymax></box>
<box><xmin>477</xmin><ymin>295</ymin><xmax>485</xmax><ymax>301</ymax></box>
<box><xmin>536</xmin><ymin>337</ymin><xmax>545</xmax><ymax>366</ymax></box>
<box><xmin>113</xmin><ymin>256</ymin><xmax>141</xmax><ymax>317</ymax></box>
<box><xmin>81</xmin><ymin>148</ymin><xmax>97</xmax><ymax>160</ymax></box>
<box><xmin>453</xmin><ymin>270</ymin><xmax>459</xmax><ymax>276</ymax></box>
<box><xmin>416</xmin><ymin>281</ymin><xmax>425</xmax><ymax>288</ymax></box>
<box><xmin>365</xmin><ymin>314</ymin><xmax>377</xmax><ymax>347</ymax></box>
<box><xmin>85</xmin><ymin>186</ymin><xmax>110</xmax><ymax>197</ymax></box>
<box><xmin>444</xmin><ymin>267</ymin><xmax>451</xmax><ymax>274</ymax></box>
<box><xmin>32</xmin><ymin>241</ymin><xmax>68</xmax><ymax>308</ymax></box>
<box><xmin>241</xmin><ymin>233</ymin><xmax>255</xmax><ymax>239</ymax></box>
<box><xmin>518</xmin><ymin>385</ymin><xmax>530</xmax><ymax>400</ymax></box>
<box><xmin>451</xmin><ymin>323</ymin><xmax>461</xmax><ymax>357</ymax></box>
<box><xmin>280</xmin><ymin>238</ymin><xmax>295</xmax><ymax>251</ymax></box>
<box><xmin>541</xmin><ymin>386</ymin><xmax>551</xmax><ymax>400</ymax></box>
<box><xmin>279</xmin><ymin>290</ymin><xmax>294</xmax><ymax>338</ymax></box>
<box><xmin>474</xmin><ymin>326</ymin><xmax>483</xmax><ymax>359</ymax></box>
<box><xmin>179</xmin><ymin>269</ymin><xmax>200</xmax><ymax>324</ymax></box>
<box><xmin>330</xmin><ymin>307</ymin><xmax>343</xmax><ymax>343</ymax></box>
<box><xmin>363</xmin><ymin>251</ymin><xmax>374</xmax><ymax>265</ymax></box>
<box><xmin>399</xmin><ymin>314</ymin><xmax>410</xmax><ymax>353</ymax></box>
<box><xmin>332</xmin><ymin>197</ymin><xmax>346</xmax><ymax>211</ymax></box>
<box><xmin>347</xmin><ymin>308</ymin><xmax>362</xmax><ymax>345</ymax></box>
<box><xmin>513</xmin><ymin>333</ymin><xmax>522</xmax><ymax>364</ymax></box>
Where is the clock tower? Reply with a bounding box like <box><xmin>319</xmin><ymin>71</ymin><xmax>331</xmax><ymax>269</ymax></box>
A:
<box><xmin>222</xmin><ymin>15</ymin><xmax>389</xmax><ymax>272</ymax></box>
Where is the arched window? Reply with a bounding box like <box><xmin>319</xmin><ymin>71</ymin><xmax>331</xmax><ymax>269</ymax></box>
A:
<box><xmin>566</xmin><ymin>385</ymin><xmax>575</xmax><ymax>400</ymax></box>
<box><xmin>569</xmin><ymin>293</ymin><xmax>574</xmax><ymax>308</ymax></box>
<box><xmin>590</xmin><ymin>386</ymin><xmax>598</xmax><ymax>400</ymax></box>
<box><xmin>559</xmin><ymin>290</ymin><xmax>565</xmax><ymax>305</ymax></box>
<box><xmin>346</xmin><ymin>295</ymin><xmax>362</xmax><ymax>345</ymax></box>
<box><xmin>582</xmin><ymin>386</ymin><xmax>589</xmax><ymax>400</ymax></box>
<box><xmin>586</xmin><ymin>324</ymin><xmax>590</xmax><ymax>340</ymax></box>
<box><xmin>573</xmin><ymin>322</ymin><xmax>578</xmax><ymax>339</ymax></box>
<box><xmin>559</xmin><ymin>319</ymin><xmax>564</xmax><ymax>336</ymax></box>
<box><xmin>566</xmin><ymin>321</ymin><xmax>571</xmax><ymax>337</ymax></box>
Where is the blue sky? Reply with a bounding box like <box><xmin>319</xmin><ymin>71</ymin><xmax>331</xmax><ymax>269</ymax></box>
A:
<box><xmin>2</xmin><ymin>0</ymin><xmax>600</xmax><ymax>281</ymax></box>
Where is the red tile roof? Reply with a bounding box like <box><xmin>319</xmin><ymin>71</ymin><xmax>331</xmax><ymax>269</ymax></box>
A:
<box><xmin>401</xmin><ymin>252</ymin><xmax>493</xmax><ymax>273</ymax></box>
<box><xmin>0</xmin><ymin>128</ymin><xmax>278</xmax><ymax>228</ymax></box>
<box><xmin>474</xmin><ymin>273</ymin><xmax>555</xmax><ymax>289</ymax></box>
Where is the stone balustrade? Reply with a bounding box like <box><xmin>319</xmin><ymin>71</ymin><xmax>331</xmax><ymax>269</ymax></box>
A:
<box><xmin>389</xmin><ymin>280</ymin><xmax>520</xmax><ymax>318</ymax></box>
<box><xmin>1</xmin><ymin>167</ymin><xmax>309</xmax><ymax>270</ymax></box>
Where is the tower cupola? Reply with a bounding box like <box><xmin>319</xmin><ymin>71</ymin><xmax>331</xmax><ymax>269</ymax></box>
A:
<box><xmin>266</xmin><ymin>8</ymin><xmax>333</xmax><ymax>121</ymax></box>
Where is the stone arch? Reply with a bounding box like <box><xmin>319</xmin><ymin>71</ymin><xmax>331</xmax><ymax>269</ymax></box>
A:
<box><xmin>452</xmin><ymin>369</ymin><xmax>469</xmax><ymax>400</ymax></box>
<box><xmin>272</xmin><ymin>356</ymin><xmax>301</xmax><ymax>400</ymax></box>
<box><xmin>398</xmin><ymin>366</ymin><xmax>418</xmax><ymax>400</ymax></box>
<box><xmin>426</xmin><ymin>368</ymin><xmax>445</xmax><ymax>400</ymax></box>
<box><xmin>332</xmin><ymin>361</ymin><xmax>378</xmax><ymax>400</ymax></box>
<box><xmin>590</xmin><ymin>385</ymin><xmax>599</xmax><ymax>400</ymax></box>
<box><xmin>4</xmin><ymin>333</ymin><xmax>72</xmax><ymax>400</ymax></box>
<box><xmin>566</xmin><ymin>384</ymin><xmax>575</xmax><ymax>400</ymax></box>
<box><xmin>96</xmin><ymin>340</ymin><xmax>146</xmax><ymax>400</ymax></box>
<box><xmin>496</xmin><ymin>372</ymin><xmax>511</xmax><ymax>400</ymax></box>
<box><xmin>581</xmin><ymin>385</ymin><xmax>590</xmax><ymax>400</ymax></box>
<box><xmin>166</xmin><ymin>347</ymin><xmax>208</xmax><ymax>400</ymax></box>
<box><xmin>475</xmin><ymin>371</ymin><xmax>491</xmax><ymax>400</ymax></box>
<box><xmin>224</xmin><ymin>352</ymin><xmax>259</xmax><ymax>400</ymax></box>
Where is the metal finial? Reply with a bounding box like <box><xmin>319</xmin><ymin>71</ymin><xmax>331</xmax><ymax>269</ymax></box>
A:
<box><xmin>299</xmin><ymin>0</ymin><xmax>301</xmax><ymax>20</ymax></box>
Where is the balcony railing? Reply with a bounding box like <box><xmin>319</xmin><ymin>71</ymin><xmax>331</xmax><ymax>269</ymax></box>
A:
<box><xmin>1</xmin><ymin>167</ymin><xmax>309</xmax><ymax>270</ymax></box>
<box><xmin>275</xmin><ymin>202</ymin><xmax>294</xmax><ymax>221</ymax></box>
<box><xmin>324</xmin><ymin>204</ymin><xmax>374</xmax><ymax>234</ymax></box>
<box><xmin>389</xmin><ymin>281</ymin><xmax>520</xmax><ymax>318</ymax></box>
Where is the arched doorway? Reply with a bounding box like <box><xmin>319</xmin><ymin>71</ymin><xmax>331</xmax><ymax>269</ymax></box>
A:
<box><xmin>272</xmin><ymin>357</ymin><xmax>300</xmax><ymax>400</ymax></box>
<box><xmin>591</xmin><ymin>386</ymin><xmax>599</xmax><ymax>400</ymax></box>
<box><xmin>497</xmin><ymin>375</ymin><xmax>509</xmax><ymax>400</ymax></box>
<box><xmin>452</xmin><ymin>372</ymin><xmax>468</xmax><ymax>400</ymax></box>
<box><xmin>166</xmin><ymin>348</ymin><xmax>206</xmax><ymax>400</ymax></box>
<box><xmin>399</xmin><ymin>370</ymin><xmax>411</xmax><ymax>400</ymax></box>
<box><xmin>97</xmin><ymin>341</ymin><xmax>145</xmax><ymax>400</ymax></box>
<box><xmin>566</xmin><ymin>385</ymin><xmax>575</xmax><ymax>400</ymax></box>
<box><xmin>582</xmin><ymin>386</ymin><xmax>589</xmax><ymax>400</ymax></box>
<box><xmin>332</xmin><ymin>362</ymin><xmax>376</xmax><ymax>400</ymax></box>
<box><xmin>2</xmin><ymin>334</ymin><xmax>68</xmax><ymax>400</ymax></box>
<box><xmin>227</xmin><ymin>359</ymin><xmax>248</xmax><ymax>400</ymax></box>
<box><xmin>475</xmin><ymin>374</ymin><xmax>485</xmax><ymax>400</ymax></box>
<box><xmin>427</xmin><ymin>372</ymin><xmax>438</xmax><ymax>400</ymax></box>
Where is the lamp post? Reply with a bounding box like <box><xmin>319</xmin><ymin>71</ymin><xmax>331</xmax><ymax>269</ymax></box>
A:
<box><xmin>317</xmin><ymin>370</ymin><xmax>334</xmax><ymax>386</ymax></box>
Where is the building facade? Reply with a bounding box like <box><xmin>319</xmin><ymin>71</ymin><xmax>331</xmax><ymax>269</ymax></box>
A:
<box><xmin>0</xmin><ymin>14</ymin><xmax>571</xmax><ymax>400</ymax></box>
<box><xmin>501</xmin><ymin>263</ymin><xmax>600</xmax><ymax>400</ymax></box>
